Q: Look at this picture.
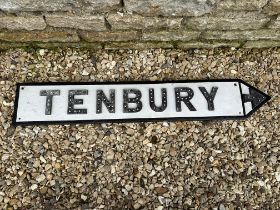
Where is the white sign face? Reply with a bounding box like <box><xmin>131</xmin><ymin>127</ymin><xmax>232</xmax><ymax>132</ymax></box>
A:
<box><xmin>13</xmin><ymin>80</ymin><xmax>270</xmax><ymax>125</ymax></box>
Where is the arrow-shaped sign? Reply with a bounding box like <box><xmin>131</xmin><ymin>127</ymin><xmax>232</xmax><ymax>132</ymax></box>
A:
<box><xmin>13</xmin><ymin>79</ymin><xmax>270</xmax><ymax>125</ymax></box>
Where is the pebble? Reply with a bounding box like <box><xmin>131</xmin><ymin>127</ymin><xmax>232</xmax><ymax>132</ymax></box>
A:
<box><xmin>81</xmin><ymin>195</ymin><xmax>87</xmax><ymax>201</ymax></box>
<box><xmin>196</xmin><ymin>147</ymin><xmax>205</xmax><ymax>154</ymax></box>
<box><xmin>39</xmin><ymin>49</ymin><xmax>45</xmax><ymax>56</ymax></box>
<box><xmin>219</xmin><ymin>204</ymin><xmax>226</xmax><ymax>210</ymax></box>
<box><xmin>275</xmin><ymin>173</ymin><xmax>280</xmax><ymax>182</ymax></box>
<box><xmin>125</xmin><ymin>184</ymin><xmax>132</xmax><ymax>191</ymax></box>
<box><xmin>126</xmin><ymin>128</ymin><xmax>134</xmax><ymax>135</ymax></box>
<box><xmin>40</xmin><ymin>156</ymin><xmax>46</xmax><ymax>163</ymax></box>
<box><xmin>170</xmin><ymin>147</ymin><xmax>177</xmax><ymax>156</ymax></box>
<box><xmin>45</xmin><ymin>164</ymin><xmax>52</xmax><ymax>171</ymax></box>
<box><xmin>1</xmin><ymin>154</ymin><xmax>9</xmax><ymax>161</ymax></box>
<box><xmin>82</xmin><ymin>69</ymin><xmax>90</xmax><ymax>76</ymax></box>
<box><xmin>231</xmin><ymin>70</ymin><xmax>237</xmax><ymax>74</ymax></box>
<box><xmin>155</xmin><ymin>187</ymin><xmax>168</xmax><ymax>194</ymax></box>
<box><xmin>106</xmin><ymin>149</ymin><xmax>115</xmax><ymax>160</ymax></box>
<box><xmin>30</xmin><ymin>184</ymin><xmax>38</xmax><ymax>190</ymax></box>
<box><xmin>54</xmin><ymin>162</ymin><xmax>61</xmax><ymax>169</ymax></box>
<box><xmin>36</xmin><ymin>174</ymin><xmax>46</xmax><ymax>183</ymax></box>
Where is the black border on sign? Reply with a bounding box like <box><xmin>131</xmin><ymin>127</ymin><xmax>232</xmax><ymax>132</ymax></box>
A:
<box><xmin>12</xmin><ymin>79</ymin><xmax>271</xmax><ymax>126</ymax></box>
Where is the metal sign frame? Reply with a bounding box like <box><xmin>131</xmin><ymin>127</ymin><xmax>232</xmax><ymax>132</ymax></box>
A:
<box><xmin>12</xmin><ymin>79</ymin><xmax>271</xmax><ymax>126</ymax></box>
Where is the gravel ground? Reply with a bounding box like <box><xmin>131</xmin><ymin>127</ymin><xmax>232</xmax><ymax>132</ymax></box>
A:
<box><xmin>0</xmin><ymin>48</ymin><xmax>279</xmax><ymax>210</ymax></box>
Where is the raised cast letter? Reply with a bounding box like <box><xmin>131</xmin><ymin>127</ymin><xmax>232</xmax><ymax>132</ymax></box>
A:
<box><xmin>175</xmin><ymin>87</ymin><xmax>196</xmax><ymax>112</ymax></box>
<box><xmin>40</xmin><ymin>90</ymin><xmax>60</xmax><ymax>115</ymax></box>
<box><xmin>68</xmin><ymin>90</ymin><xmax>88</xmax><ymax>114</ymax></box>
<box><xmin>149</xmin><ymin>88</ymin><xmax>167</xmax><ymax>112</ymax></box>
<box><xmin>199</xmin><ymin>87</ymin><xmax>218</xmax><ymax>111</ymax></box>
<box><xmin>96</xmin><ymin>89</ymin><xmax>115</xmax><ymax>114</ymax></box>
<box><xmin>123</xmin><ymin>89</ymin><xmax>142</xmax><ymax>113</ymax></box>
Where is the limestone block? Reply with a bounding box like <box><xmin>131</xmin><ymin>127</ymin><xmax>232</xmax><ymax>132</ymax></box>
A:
<box><xmin>107</xmin><ymin>13</ymin><xmax>182</xmax><ymax>30</ymax></box>
<box><xmin>84</xmin><ymin>0</ymin><xmax>120</xmax><ymax>11</ymax></box>
<box><xmin>204</xmin><ymin>29</ymin><xmax>280</xmax><ymax>40</ymax></box>
<box><xmin>184</xmin><ymin>12</ymin><xmax>270</xmax><ymax>30</ymax></box>
<box><xmin>46</xmin><ymin>15</ymin><xmax>106</xmax><ymax>31</ymax></box>
<box><xmin>79</xmin><ymin>31</ymin><xmax>141</xmax><ymax>42</ymax></box>
<box><xmin>0</xmin><ymin>30</ymin><xmax>80</xmax><ymax>42</ymax></box>
<box><xmin>0</xmin><ymin>0</ymin><xmax>76</xmax><ymax>11</ymax></box>
<box><xmin>143</xmin><ymin>30</ymin><xmax>200</xmax><ymax>41</ymax></box>
<box><xmin>125</xmin><ymin>0</ymin><xmax>217</xmax><ymax>17</ymax></box>
<box><xmin>0</xmin><ymin>0</ymin><xmax>120</xmax><ymax>12</ymax></box>
<box><xmin>0</xmin><ymin>16</ymin><xmax>46</xmax><ymax>30</ymax></box>
<box><xmin>244</xmin><ymin>40</ymin><xmax>280</xmax><ymax>48</ymax></box>
<box><xmin>217</xmin><ymin>0</ymin><xmax>269</xmax><ymax>11</ymax></box>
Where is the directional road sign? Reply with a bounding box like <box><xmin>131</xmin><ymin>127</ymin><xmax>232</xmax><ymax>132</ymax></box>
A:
<box><xmin>13</xmin><ymin>79</ymin><xmax>270</xmax><ymax>125</ymax></box>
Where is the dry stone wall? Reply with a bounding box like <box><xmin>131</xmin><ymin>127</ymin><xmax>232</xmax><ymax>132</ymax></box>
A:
<box><xmin>0</xmin><ymin>0</ymin><xmax>280</xmax><ymax>49</ymax></box>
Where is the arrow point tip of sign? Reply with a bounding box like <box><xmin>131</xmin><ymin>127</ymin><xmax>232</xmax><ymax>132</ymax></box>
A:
<box><xmin>239</xmin><ymin>80</ymin><xmax>271</xmax><ymax>117</ymax></box>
